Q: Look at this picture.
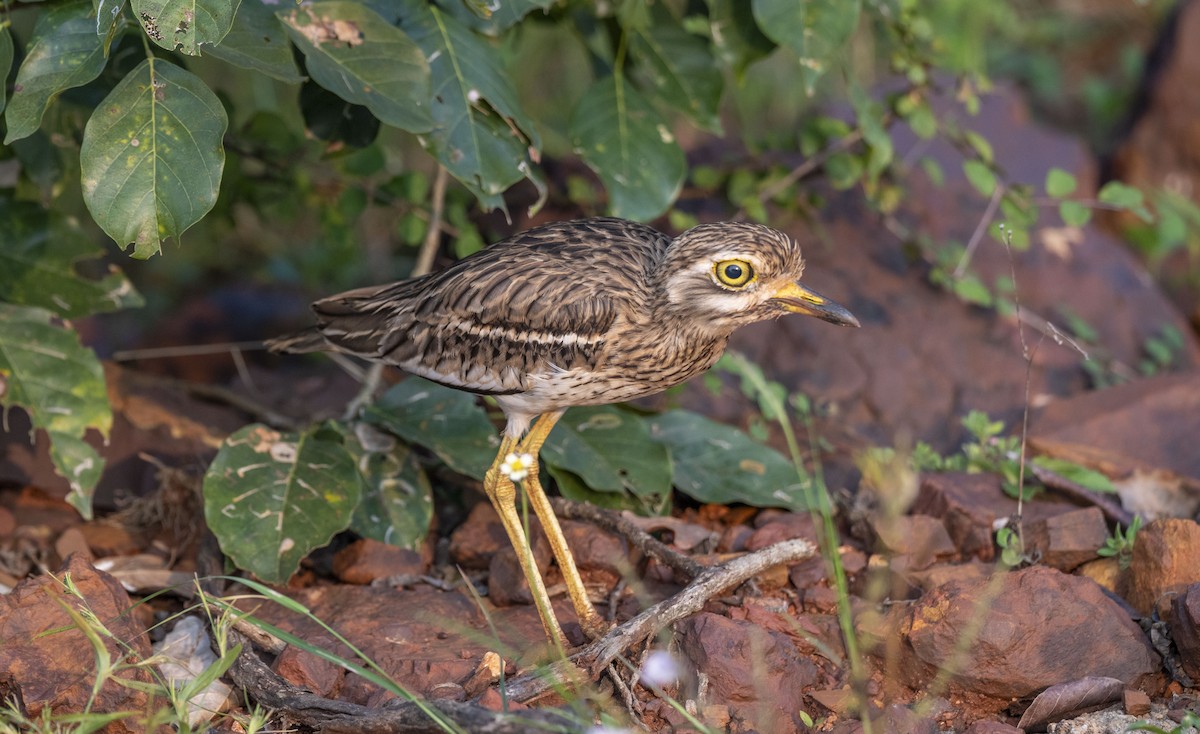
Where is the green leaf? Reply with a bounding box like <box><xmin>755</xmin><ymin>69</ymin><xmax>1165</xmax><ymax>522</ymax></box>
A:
<box><xmin>963</xmin><ymin>130</ymin><xmax>994</xmax><ymax>164</ymax></box>
<box><xmin>569</xmin><ymin>74</ymin><xmax>685</xmax><ymax>221</ymax></box>
<box><xmin>542</xmin><ymin>406</ymin><xmax>672</xmax><ymax>500</ymax></box>
<box><xmin>279</xmin><ymin>1</ymin><xmax>433</xmax><ymax>134</ymax></box>
<box><xmin>1030</xmin><ymin>457</ymin><xmax>1115</xmax><ymax>494</ymax></box>
<box><xmin>363</xmin><ymin>378</ymin><xmax>497</xmax><ymax>481</ymax></box>
<box><xmin>630</xmin><ymin>22</ymin><xmax>724</xmax><ymax>133</ymax></box>
<box><xmin>80</xmin><ymin>59</ymin><xmax>228</xmax><ymax>258</ymax></box>
<box><xmin>0</xmin><ymin>304</ymin><xmax>111</xmax><ymax>520</ymax></box>
<box><xmin>207</xmin><ymin>0</ymin><xmax>304</xmax><ymax>83</ymax></box>
<box><xmin>4</xmin><ymin>0</ymin><xmax>106</xmax><ymax>144</ymax></box>
<box><xmin>203</xmin><ymin>422</ymin><xmax>363</xmax><ymax>583</ymax></box>
<box><xmin>751</xmin><ymin>0</ymin><xmax>861</xmax><ymax>95</ymax></box>
<box><xmin>131</xmin><ymin>0</ymin><xmax>236</xmax><ymax>55</ymax></box>
<box><xmin>1044</xmin><ymin>168</ymin><xmax>1077</xmax><ymax>198</ymax></box>
<box><xmin>1059</xmin><ymin>200</ymin><xmax>1092</xmax><ymax>228</ymax></box>
<box><xmin>1098</xmin><ymin>181</ymin><xmax>1151</xmax><ymax>221</ymax></box>
<box><xmin>0</xmin><ymin>199</ymin><xmax>143</xmax><ymax>317</ymax></box>
<box><xmin>647</xmin><ymin>410</ymin><xmax>810</xmax><ymax>510</ymax></box>
<box><xmin>344</xmin><ymin>426</ymin><xmax>434</xmax><ymax>549</ymax></box>
<box><xmin>435</xmin><ymin>0</ymin><xmax>553</xmax><ymax>35</ymax></box>
<box><xmin>0</xmin><ymin>27</ymin><xmax>12</xmax><ymax>115</ymax></box>
<box><xmin>962</xmin><ymin>160</ymin><xmax>997</xmax><ymax>197</ymax></box>
<box><xmin>705</xmin><ymin>0</ymin><xmax>775</xmax><ymax>76</ymax></box>
<box><xmin>953</xmin><ymin>274</ymin><xmax>992</xmax><ymax>306</ymax></box>
<box><xmin>397</xmin><ymin>0</ymin><xmax>544</xmax><ymax>213</ymax></box>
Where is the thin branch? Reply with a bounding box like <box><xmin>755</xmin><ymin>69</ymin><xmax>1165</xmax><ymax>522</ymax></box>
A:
<box><xmin>953</xmin><ymin>183</ymin><xmax>1005</xmax><ymax>279</ymax></box>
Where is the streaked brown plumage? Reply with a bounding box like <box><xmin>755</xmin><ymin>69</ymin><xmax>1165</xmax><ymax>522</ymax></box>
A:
<box><xmin>270</xmin><ymin>216</ymin><xmax>858</xmax><ymax>647</ymax></box>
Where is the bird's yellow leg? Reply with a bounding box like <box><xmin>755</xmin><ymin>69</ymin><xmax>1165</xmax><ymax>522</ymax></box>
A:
<box><xmin>518</xmin><ymin>411</ymin><xmax>609</xmax><ymax>640</ymax></box>
<box><xmin>484</xmin><ymin>435</ymin><xmax>568</xmax><ymax>651</ymax></box>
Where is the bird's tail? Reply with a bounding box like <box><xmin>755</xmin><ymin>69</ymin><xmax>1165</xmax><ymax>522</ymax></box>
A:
<box><xmin>265</xmin><ymin>327</ymin><xmax>329</xmax><ymax>354</ymax></box>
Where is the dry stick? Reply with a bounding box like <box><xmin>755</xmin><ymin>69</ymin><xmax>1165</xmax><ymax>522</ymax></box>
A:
<box><xmin>501</xmin><ymin>538</ymin><xmax>816</xmax><ymax>703</ymax></box>
<box><xmin>549</xmin><ymin>497</ymin><xmax>704</xmax><ymax>581</ymax></box>
<box><xmin>953</xmin><ymin>183</ymin><xmax>1005</xmax><ymax>279</ymax></box>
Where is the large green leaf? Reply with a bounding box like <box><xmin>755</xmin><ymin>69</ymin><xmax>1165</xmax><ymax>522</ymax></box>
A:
<box><xmin>0</xmin><ymin>199</ymin><xmax>143</xmax><ymax>317</ymax></box>
<box><xmin>345</xmin><ymin>426</ymin><xmax>434</xmax><ymax>549</ymax></box>
<box><xmin>542</xmin><ymin>405</ymin><xmax>671</xmax><ymax>498</ymax></box>
<box><xmin>630</xmin><ymin>22</ymin><xmax>723</xmax><ymax>133</ymax></box>
<box><xmin>203</xmin><ymin>422</ymin><xmax>363</xmax><ymax>583</ymax></box>
<box><xmin>0</xmin><ymin>27</ymin><xmax>12</xmax><ymax>115</ymax></box>
<box><xmin>647</xmin><ymin>410</ymin><xmax>810</xmax><ymax>510</ymax></box>
<box><xmin>362</xmin><ymin>378</ymin><xmax>498</xmax><ymax>481</ymax></box>
<box><xmin>130</xmin><ymin>0</ymin><xmax>237</xmax><ymax>55</ymax></box>
<box><xmin>751</xmin><ymin>0</ymin><xmax>861</xmax><ymax>95</ymax></box>
<box><xmin>207</xmin><ymin>0</ymin><xmax>303</xmax><ymax>83</ymax></box>
<box><xmin>80</xmin><ymin>58</ymin><xmax>228</xmax><ymax>258</ymax></box>
<box><xmin>398</xmin><ymin>0</ymin><xmax>544</xmax><ymax>212</ymax></box>
<box><xmin>4</xmin><ymin>0</ymin><xmax>106</xmax><ymax>144</ymax></box>
<box><xmin>279</xmin><ymin>1</ymin><xmax>433</xmax><ymax>134</ymax></box>
<box><xmin>569</xmin><ymin>74</ymin><xmax>685</xmax><ymax>221</ymax></box>
<box><xmin>0</xmin><ymin>304</ymin><xmax>111</xmax><ymax>519</ymax></box>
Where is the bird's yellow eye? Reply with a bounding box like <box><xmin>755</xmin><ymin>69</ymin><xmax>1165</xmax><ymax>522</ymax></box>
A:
<box><xmin>713</xmin><ymin>259</ymin><xmax>755</xmax><ymax>288</ymax></box>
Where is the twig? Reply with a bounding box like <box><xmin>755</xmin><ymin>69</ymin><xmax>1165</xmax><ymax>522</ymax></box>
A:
<box><xmin>111</xmin><ymin>341</ymin><xmax>267</xmax><ymax>361</ymax></box>
<box><xmin>953</xmin><ymin>183</ymin><xmax>1005</xmax><ymax>279</ymax></box>
<box><xmin>550</xmin><ymin>497</ymin><xmax>704</xmax><ymax>581</ymax></box>
<box><xmin>502</xmin><ymin>538</ymin><xmax>816</xmax><ymax>702</ymax></box>
<box><xmin>734</xmin><ymin>130</ymin><xmax>866</xmax><ymax>221</ymax></box>
<box><xmin>185</xmin><ymin>382</ymin><xmax>303</xmax><ymax>431</ymax></box>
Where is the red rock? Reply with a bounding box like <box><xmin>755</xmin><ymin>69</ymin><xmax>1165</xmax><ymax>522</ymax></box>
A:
<box><xmin>77</xmin><ymin>522</ymin><xmax>144</xmax><ymax>557</ymax></box>
<box><xmin>54</xmin><ymin>528</ymin><xmax>92</xmax><ymax>562</ymax></box>
<box><xmin>247</xmin><ymin>585</ymin><xmax>489</xmax><ymax>702</ymax></box>
<box><xmin>963</xmin><ymin>720</ymin><xmax>1023</xmax><ymax>734</ymax></box>
<box><xmin>448</xmin><ymin>502</ymin><xmax>513</xmax><ymax>569</ymax></box>
<box><xmin>333</xmin><ymin>538</ymin><xmax>426</xmax><ymax>584</ymax></box>
<box><xmin>745</xmin><ymin>513</ymin><xmax>816</xmax><ymax>552</ymax></box>
<box><xmin>0</xmin><ymin>556</ymin><xmax>156</xmax><ymax>733</ymax></box>
<box><xmin>677</xmin><ymin>612</ymin><xmax>822</xmax><ymax>734</ymax></box>
<box><xmin>1169</xmin><ymin>583</ymin><xmax>1200</xmax><ymax>681</ymax></box>
<box><xmin>1125</xmin><ymin>519</ymin><xmax>1200</xmax><ymax>615</ymax></box>
<box><xmin>487</xmin><ymin>530</ymin><xmax>553</xmax><ymax>608</ymax></box>
<box><xmin>1124</xmin><ymin>688</ymin><xmax>1151</xmax><ymax>716</ymax></box>
<box><xmin>1076</xmin><ymin>557</ymin><xmax>1123</xmax><ymax>593</ymax></box>
<box><xmin>0</xmin><ymin>506</ymin><xmax>15</xmax><ymax>537</ymax></box>
<box><xmin>870</xmin><ymin>514</ymin><xmax>956</xmax><ymax>570</ymax></box>
<box><xmin>274</xmin><ymin>635</ymin><xmax>344</xmax><ymax>697</ymax></box>
<box><xmin>1025</xmin><ymin>507</ymin><xmax>1108</xmax><ymax>571</ymax></box>
<box><xmin>718</xmin><ymin>524</ymin><xmax>754</xmax><ymax>553</ymax></box>
<box><xmin>559</xmin><ymin>519</ymin><xmax>627</xmax><ymax>575</ymax></box>
<box><xmin>898</xmin><ymin>566</ymin><xmax>1161</xmax><ymax>699</ymax></box>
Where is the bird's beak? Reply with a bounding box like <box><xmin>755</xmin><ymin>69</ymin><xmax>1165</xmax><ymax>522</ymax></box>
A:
<box><xmin>771</xmin><ymin>282</ymin><xmax>860</xmax><ymax>327</ymax></box>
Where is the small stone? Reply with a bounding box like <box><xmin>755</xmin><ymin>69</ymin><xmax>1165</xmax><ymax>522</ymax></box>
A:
<box><xmin>332</xmin><ymin>538</ymin><xmax>426</xmax><ymax>584</ymax></box>
<box><xmin>1124</xmin><ymin>688</ymin><xmax>1151</xmax><ymax>716</ymax></box>
<box><xmin>273</xmin><ymin>641</ymin><xmax>343</xmax><ymax>697</ymax></box>
<box><xmin>448</xmin><ymin>503</ymin><xmax>513</xmax><ymax>569</ymax></box>
<box><xmin>1170</xmin><ymin>583</ymin><xmax>1200</xmax><ymax>681</ymax></box>
<box><xmin>427</xmin><ymin>682</ymin><xmax>466</xmax><ymax>701</ymax></box>
<box><xmin>1126</xmin><ymin>519</ymin><xmax>1200</xmax><ymax>615</ymax></box>
<box><xmin>1025</xmin><ymin>507</ymin><xmax>1108</xmax><ymax>572</ymax></box>
<box><xmin>54</xmin><ymin>527</ymin><xmax>92</xmax><ymax>562</ymax></box>
<box><xmin>746</xmin><ymin>513</ymin><xmax>816</xmax><ymax>552</ymax></box>
<box><xmin>870</xmin><ymin>514</ymin><xmax>957</xmax><ymax>570</ymax></box>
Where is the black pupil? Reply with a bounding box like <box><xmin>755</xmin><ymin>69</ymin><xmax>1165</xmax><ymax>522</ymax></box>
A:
<box><xmin>724</xmin><ymin>263</ymin><xmax>743</xmax><ymax>280</ymax></box>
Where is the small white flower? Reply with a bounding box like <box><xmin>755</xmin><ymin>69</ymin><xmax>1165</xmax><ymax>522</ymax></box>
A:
<box><xmin>639</xmin><ymin>650</ymin><xmax>679</xmax><ymax>687</ymax></box>
<box><xmin>499</xmin><ymin>452</ymin><xmax>534</xmax><ymax>482</ymax></box>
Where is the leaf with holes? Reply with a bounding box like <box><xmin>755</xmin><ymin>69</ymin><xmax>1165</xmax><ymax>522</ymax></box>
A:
<box><xmin>203</xmin><ymin>422</ymin><xmax>363</xmax><ymax>583</ymax></box>
<box><xmin>207</xmin><ymin>0</ymin><xmax>303</xmax><ymax>83</ymax></box>
<box><xmin>630</xmin><ymin>21</ymin><xmax>723</xmax><ymax>133</ymax></box>
<box><xmin>397</xmin><ymin>0</ymin><xmax>543</xmax><ymax>212</ymax></box>
<box><xmin>751</xmin><ymin>0</ymin><xmax>860</xmax><ymax>95</ymax></box>
<box><xmin>570</xmin><ymin>75</ymin><xmax>685</xmax><ymax>221</ymax></box>
<box><xmin>0</xmin><ymin>304</ymin><xmax>111</xmax><ymax>519</ymax></box>
<box><xmin>648</xmin><ymin>410</ymin><xmax>810</xmax><ymax>510</ymax></box>
<box><xmin>542</xmin><ymin>405</ymin><xmax>672</xmax><ymax>505</ymax></box>
<box><xmin>131</xmin><ymin>0</ymin><xmax>237</xmax><ymax>55</ymax></box>
<box><xmin>280</xmin><ymin>1</ymin><xmax>433</xmax><ymax>134</ymax></box>
<box><xmin>0</xmin><ymin>200</ymin><xmax>143</xmax><ymax>317</ymax></box>
<box><xmin>363</xmin><ymin>378</ymin><xmax>498</xmax><ymax>481</ymax></box>
<box><xmin>80</xmin><ymin>59</ymin><xmax>228</xmax><ymax>258</ymax></box>
<box><xmin>345</xmin><ymin>426</ymin><xmax>434</xmax><ymax>549</ymax></box>
<box><xmin>4</xmin><ymin>0</ymin><xmax>106</xmax><ymax>143</ymax></box>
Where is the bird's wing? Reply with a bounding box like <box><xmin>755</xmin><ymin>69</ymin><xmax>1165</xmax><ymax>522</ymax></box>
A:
<box><xmin>310</xmin><ymin>218</ymin><xmax>668</xmax><ymax>394</ymax></box>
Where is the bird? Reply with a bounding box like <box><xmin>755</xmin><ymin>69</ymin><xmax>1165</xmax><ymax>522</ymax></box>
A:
<box><xmin>268</xmin><ymin>217</ymin><xmax>859</xmax><ymax>649</ymax></box>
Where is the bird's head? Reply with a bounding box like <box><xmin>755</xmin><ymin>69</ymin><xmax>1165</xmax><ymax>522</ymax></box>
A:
<box><xmin>660</xmin><ymin>222</ymin><xmax>860</xmax><ymax>330</ymax></box>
